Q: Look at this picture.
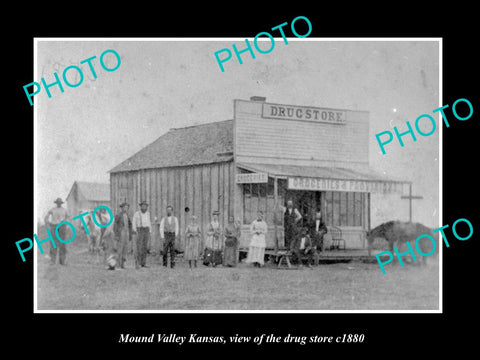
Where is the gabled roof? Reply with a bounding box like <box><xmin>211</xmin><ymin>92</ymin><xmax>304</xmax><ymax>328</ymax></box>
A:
<box><xmin>67</xmin><ymin>181</ymin><xmax>110</xmax><ymax>202</ymax></box>
<box><xmin>109</xmin><ymin>119</ymin><xmax>234</xmax><ymax>173</ymax></box>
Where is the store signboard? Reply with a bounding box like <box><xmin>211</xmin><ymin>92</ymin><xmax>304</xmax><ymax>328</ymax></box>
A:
<box><xmin>236</xmin><ymin>172</ymin><xmax>268</xmax><ymax>184</ymax></box>
<box><xmin>287</xmin><ymin>177</ymin><xmax>404</xmax><ymax>194</ymax></box>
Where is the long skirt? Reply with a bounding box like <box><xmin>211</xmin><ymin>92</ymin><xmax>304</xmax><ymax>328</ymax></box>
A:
<box><xmin>245</xmin><ymin>246</ymin><xmax>265</xmax><ymax>265</ymax></box>
<box><xmin>184</xmin><ymin>235</ymin><xmax>202</xmax><ymax>260</ymax></box>
<box><xmin>246</xmin><ymin>234</ymin><xmax>266</xmax><ymax>265</ymax></box>
<box><xmin>223</xmin><ymin>237</ymin><xmax>238</xmax><ymax>267</ymax></box>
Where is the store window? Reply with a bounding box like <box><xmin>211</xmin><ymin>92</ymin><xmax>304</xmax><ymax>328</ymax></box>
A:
<box><xmin>324</xmin><ymin>191</ymin><xmax>364</xmax><ymax>227</ymax></box>
<box><xmin>243</xmin><ymin>177</ymin><xmax>283</xmax><ymax>225</ymax></box>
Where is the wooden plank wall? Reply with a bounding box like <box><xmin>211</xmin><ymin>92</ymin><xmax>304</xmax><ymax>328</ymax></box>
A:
<box><xmin>234</xmin><ymin>99</ymin><xmax>370</xmax><ymax>170</ymax></box>
<box><xmin>110</xmin><ymin>161</ymin><xmax>235</xmax><ymax>251</ymax></box>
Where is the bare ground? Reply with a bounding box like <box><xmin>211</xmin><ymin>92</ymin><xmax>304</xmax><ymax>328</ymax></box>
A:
<box><xmin>36</xmin><ymin>240</ymin><xmax>439</xmax><ymax>311</ymax></box>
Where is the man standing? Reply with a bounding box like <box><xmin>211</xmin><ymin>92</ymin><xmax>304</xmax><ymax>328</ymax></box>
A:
<box><xmin>310</xmin><ymin>209</ymin><xmax>328</xmax><ymax>265</ymax></box>
<box><xmin>44</xmin><ymin>198</ymin><xmax>69</xmax><ymax>265</ymax></box>
<box><xmin>283</xmin><ymin>199</ymin><xmax>302</xmax><ymax>249</ymax></box>
<box><xmin>132</xmin><ymin>201</ymin><xmax>151</xmax><ymax>268</ymax></box>
<box><xmin>160</xmin><ymin>205</ymin><xmax>179</xmax><ymax>268</ymax></box>
<box><xmin>113</xmin><ymin>202</ymin><xmax>132</xmax><ymax>269</ymax></box>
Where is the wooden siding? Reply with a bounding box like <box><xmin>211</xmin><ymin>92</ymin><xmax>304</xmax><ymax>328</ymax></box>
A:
<box><xmin>67</xmin><ymin>182</ymin><xmax>110</xmax><ymax>219</ymax></box>
<box><xmin>234</xmin><ymin>100</ymin><xmax>370</xmax><ymax>169</ymax></box>
<box><xmin>111</xmin><ymin>161</ymin><xmax>369</xmax><ymax>251</ymax></box>
<box><xmin>110</xmin><ymin>161</ymin><xmax>235</xmax><ymax>251</ymax></box>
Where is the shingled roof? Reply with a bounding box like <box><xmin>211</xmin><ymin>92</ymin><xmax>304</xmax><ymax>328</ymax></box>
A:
<box><xmin>109</xmin><ymin>119</ymin><xmax>234</xmax><ymax>173</ymax></box>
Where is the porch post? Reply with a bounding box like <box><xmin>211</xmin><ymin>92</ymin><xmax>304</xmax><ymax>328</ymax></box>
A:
<box><xmin>273</xmin><ymin>176</ymin><xmax>279</xmax><ymax>251</ymax></box>
<box><xmin>367</xmin><ymin>192</ymin><xmax>371</xmax><ymax>231</ymax></box>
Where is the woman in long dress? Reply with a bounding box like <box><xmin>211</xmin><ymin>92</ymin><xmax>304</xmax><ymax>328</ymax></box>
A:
<box><xmin>246</xmin><ymin>211</ymin><xmax>267</xmax><ymax>267</ymax></box>
<box><xmin>184</xmin><ymin>215</ymin><xmax>202</xmax><ymax>268</ymax></box>
<box><xmin>223</xmin><ymin>216</ymin><xmax>241</xmax><ymax>267</ymax></box>
<box><xmin>203</xmin><ymin>210</ymin><xmax>223</xmax><ymax>267</ymax></box>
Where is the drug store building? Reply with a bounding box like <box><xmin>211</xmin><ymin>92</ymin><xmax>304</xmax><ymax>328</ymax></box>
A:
<box><xmin>109</xmin><ymin>96</ymin><xmax>408</xmax><ymax>252</ymax></box>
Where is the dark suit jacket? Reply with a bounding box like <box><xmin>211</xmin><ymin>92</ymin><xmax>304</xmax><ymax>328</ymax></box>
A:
<box><xmin>309</xmin><ymin>219</ymin><xmax>328</xmax><ymax>247</ymax></box>
<box><xmin>114</xmin><ymin>213</ymin><xmax>132</xmax><ymax>241</ymax></box>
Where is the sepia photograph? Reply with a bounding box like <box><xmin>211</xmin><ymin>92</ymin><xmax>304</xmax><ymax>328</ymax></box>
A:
<box><xmin>34</xmin><ymin>38</ymin><xmax>441</xmax><ymax>312</ymax></box>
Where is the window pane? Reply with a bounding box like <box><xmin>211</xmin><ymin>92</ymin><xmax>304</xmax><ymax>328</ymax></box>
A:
<box><xmin>258</xmin><ymin>185</ymin><xmax>267</xmax><ymax>213</ymax></box>
<box><xmin>251</xmin><ymin>183</ymin><xmax>258</xmax><ymax>197</ymax></box>
<box><xmin>333</xmin><ymin>192</ymin><xmax>340</xmax><ymax>226</ymax></box>
<box><xmin>276</xmin><ymin>194</ymin><xmax>284</xmax><ymax>226</ymax></box>
<box><xmin>354</xmin><ymin>192</ymin><xmax>363</xmax><ymax>226</ymax></box>
<box><xmin>244</xmin><ymin>198</ymin><xmax>251</xmax><ymax>224</ymax></box>
<box><xmin>259</xmin><ymin>183</ymin><xmax>266</xmax><ymax>197</ymax></box>
<box><xmin>243</xmin><ymin>184</ymin><xmax>251</xmax><ymax>224</ymax></box>
<box><xmin>339</xmin><ymin>192</ymin><xmax>347</xmax><ymax>226</ymax></box>
<box><xmin>267</xmin><ymin>179</ymin><xmax>274</xmax><ymax>197</ymax></box>
<box><xmin>278</xmin><ymin>179</ymin><xmax>287</xmax><ymax>200</ymax></box>
<box><xmin>251</xmin><ymin>184</ymin><xmax>259</xmax><ymax>223</ymax></box>
<box><xmin>266</xmin><ymin>197</ymin><xmax>275</xmax><ymax>225</ymax></box>
<box><xmin>347</xmin><ymin>192</ymin><xmax>355</xmax><ymax>226</ymax></box>
<box><xmin>325</xmin><ymin>191</ymin><xmax>333</xmax><ymax>225</ymax></box>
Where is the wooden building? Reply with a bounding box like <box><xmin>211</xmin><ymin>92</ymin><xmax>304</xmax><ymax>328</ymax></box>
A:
<box><xmin>109</xmin><ymin>120</ymin><xmax>235</xmax><ymax>251</ymax></box>
<box><xmin>66</xmin><ymin>181</ymin><xmax>111</xmax><ymax>216</ymax></box>
<box><xmin>109</xmin><ymin>97</ymin><xmax>408</xmax><ymax>252</ymax></box>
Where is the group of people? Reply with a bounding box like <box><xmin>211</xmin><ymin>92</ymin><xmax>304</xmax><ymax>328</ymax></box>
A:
<box><xmin>112</xmin><ymin>201</ymin><xmax>180</xmax><ymax>269</ymax></box>
<box><xmin>199</xmin><ymin>211</ymin><xmax>243</xmax><ymax>268</ymax></box>
<box><xmin>44</xmin><ymin>197</ymin><xmax>328</xmax><ymax>270</ymax></box>
<box><xmin>112</xmin><ymin>202</ymin><xmax>245</xmax><ymax>270</ymax></box>
<box><xmin>283</xmin><ymin>200</ymin><xmax>328</xmax><ymax>268</ymax></box>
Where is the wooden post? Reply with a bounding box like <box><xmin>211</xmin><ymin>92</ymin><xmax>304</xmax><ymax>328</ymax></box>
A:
<box><xmin>401</xmin><ymin>183</ymin><xmax>423</xmax><ymax>223</ymax></box>
<box><xmin>367</xmin><ymin>193</ymin><xmax>371</xmax><ymax>231</ymax></box>
<box><xmin>273</xmin><ymin>176</ymin><xmax>279</xmax><ymax>252</ymax></box>
<box><xmin>366</xmin><ymin>192</ymin><xmax>371</xmax><ymax>256</ymax></box>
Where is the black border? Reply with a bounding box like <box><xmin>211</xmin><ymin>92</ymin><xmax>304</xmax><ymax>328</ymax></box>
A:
<box><xmin>6</xmin><ymin>5</ymin><xmax>478</xmax><ymax>355</ymax></box>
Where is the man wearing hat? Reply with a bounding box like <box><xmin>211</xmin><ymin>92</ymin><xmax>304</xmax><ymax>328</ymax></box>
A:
<box><xmin>309</xmin><ymin>209</ymin><xmax>328</xmax><ymax>264</ymax></box>
<box><xmin>159</xmin><ymin>205</ymin><xmax>179</xmax><ymax>268</ymax></box>
<box><xmin>282</xmin><ymin>199</ymin><xmax>302</xmax><ymax>249</ymax></box>
<box><xmin>132</xmin><ymin>201</ymin><xmax>152</xmax><ymax>268</ymax></box>
<box><xmin>113</xmin><ymin>202</ymin><xmax>132</xmax><ymax>269</ymax></box>
<box><xmin>44</xmin><ymin>198</ymin><xmax>69</xmax><ymax>265</ymax></box>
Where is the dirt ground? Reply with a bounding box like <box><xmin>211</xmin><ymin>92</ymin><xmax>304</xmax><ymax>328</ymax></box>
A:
<box><xmin>36</xmin><ymin>239</ymin><xmax>440</xmax><ymax>311</ymax></box>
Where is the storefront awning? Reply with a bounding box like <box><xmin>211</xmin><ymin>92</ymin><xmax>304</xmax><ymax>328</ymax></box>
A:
<box><xmin>237</xmin><ymin>162</ymin><xmax>410</xmax><ymax>194</ymax></box>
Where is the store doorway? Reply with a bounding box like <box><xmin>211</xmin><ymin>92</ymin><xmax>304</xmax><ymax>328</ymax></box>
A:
<box><xmin>285</xmin><ymin>190</ymin><xmax>322</xmax><ymax>227</ymax></box>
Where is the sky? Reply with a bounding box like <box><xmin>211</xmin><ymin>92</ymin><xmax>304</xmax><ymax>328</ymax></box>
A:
<box><xmin>35</xmin><ymin>39</ymin><xmax>440</xmax><ymax>228</ymax></box>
